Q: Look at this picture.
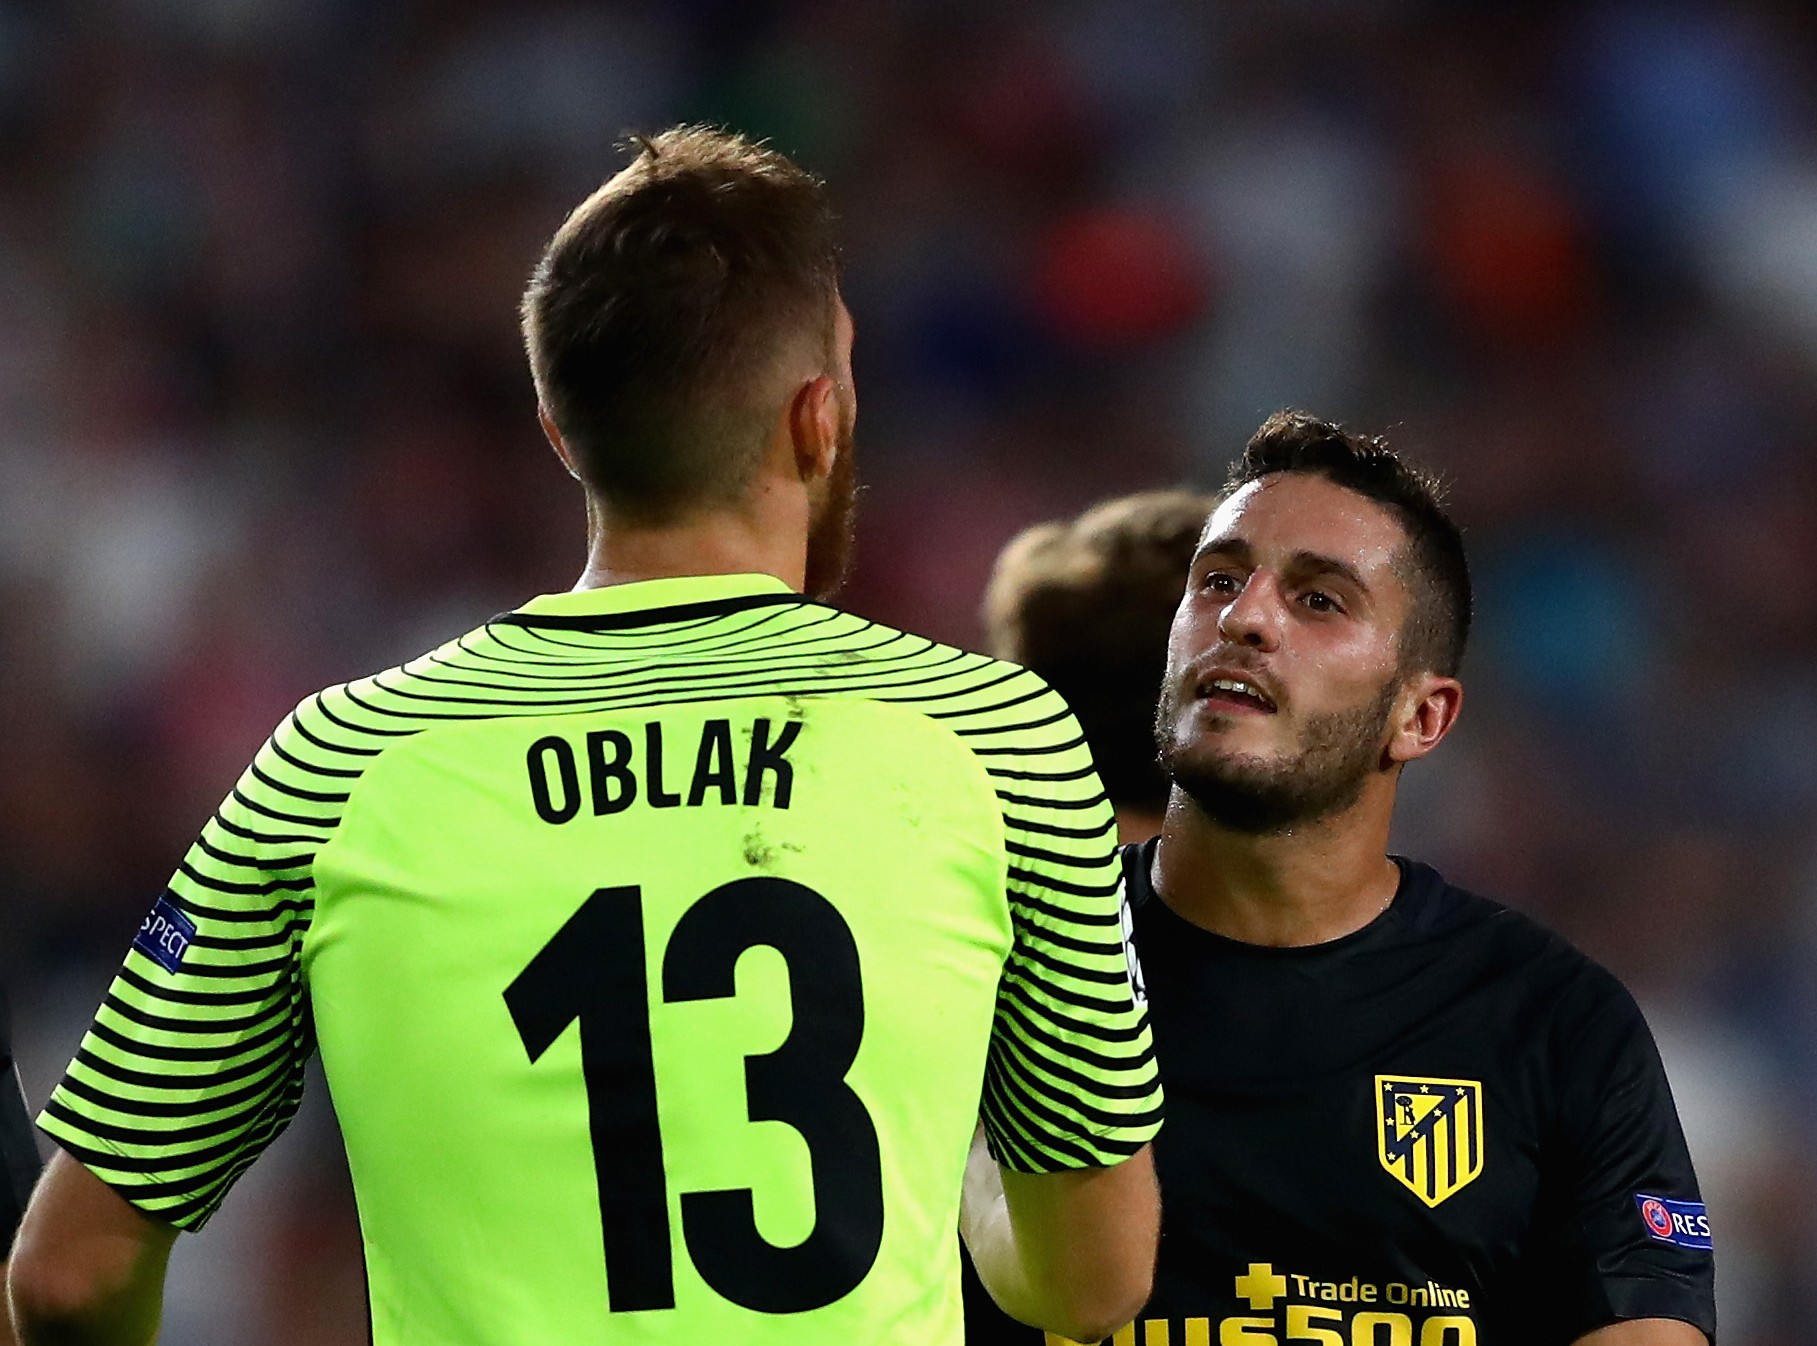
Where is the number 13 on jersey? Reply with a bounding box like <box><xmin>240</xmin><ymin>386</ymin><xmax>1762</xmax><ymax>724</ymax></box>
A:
<box><xmin>504</xmin><ymin>877</ymin><xmax>885</xmax><ymax>1314</ymax></box>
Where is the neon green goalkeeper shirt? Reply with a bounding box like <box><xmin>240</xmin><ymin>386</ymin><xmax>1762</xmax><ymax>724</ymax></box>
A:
<box><xmin>41</xmin><ymin>574</ymin><xmax>1162</xmax><ymax>1345</ymax></box>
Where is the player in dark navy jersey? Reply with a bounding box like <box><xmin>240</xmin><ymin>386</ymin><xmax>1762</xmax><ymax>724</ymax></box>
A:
<box><xmin>1114</xmin><ymin>840</ymin><xmax>1711</xmax><ymax>1346</ymax></box>
<box><xmin>967</xmin><ymin>414</ymin><xmax>1713</xmax><ymax>1346</ymax></box>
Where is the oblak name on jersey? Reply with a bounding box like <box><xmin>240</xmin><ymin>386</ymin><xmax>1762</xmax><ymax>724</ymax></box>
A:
<box><xmin>526</xmin><ymin>715</ymin><xmax>802</xmax><ymax>822</ymax></box>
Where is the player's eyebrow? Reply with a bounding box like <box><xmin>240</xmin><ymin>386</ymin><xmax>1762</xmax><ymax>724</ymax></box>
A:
<box><xmin>1193</xmin><ymin>534</ymin><xmax>1253</xmax><ymax>568</ymax></box>
<box><xmin>1194</xmin><ymin>536</ymin><xmax>1373</xmax><ymax>595</ymax></box>
<box><xmin>1292</xmin><ymin>550</ymin><xmax>1371</xmax><ymax>594</ymax></box>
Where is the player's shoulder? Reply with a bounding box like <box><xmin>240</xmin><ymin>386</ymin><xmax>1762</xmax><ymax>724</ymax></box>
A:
<box><xmin>282</xmin><ymin>653</ymin><xmax>449</xmax><ymax>755</ymax></box>
<box><xmin>1395</xmin><ymin>858</ymin><xmax>1645</xmax><ymax>1027</ymax></box>
<box><xmin>287</xmin><ymin>604</ymin><xmax>623</xmax><ymax>744</ymax></box>
<box><xmin>254</xmin><ymin>624</ymin><xmax>508</xmax><ymax>787</ymax></box>
<box><xmin>807</xmin><ymin>604</ymin><xmax>1056</xmax><ymax>693</ymax></box>
<box><xmin>784</xmin><ymin>605</ymin><xmax>1084</xmax><ymax>745</ymax></box>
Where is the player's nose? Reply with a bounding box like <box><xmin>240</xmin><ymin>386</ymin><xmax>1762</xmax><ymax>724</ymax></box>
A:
<box><xmin>1215</xmin><ymin>574</ymin><xmax>1284</xmax><ymax>651</ymax></box>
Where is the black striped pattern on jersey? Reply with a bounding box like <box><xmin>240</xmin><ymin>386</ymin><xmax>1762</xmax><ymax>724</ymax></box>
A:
<box><xmin>40</xmin><ymin>586</ymin><xmax>1162</xmax><ymax>1228</ymax></box>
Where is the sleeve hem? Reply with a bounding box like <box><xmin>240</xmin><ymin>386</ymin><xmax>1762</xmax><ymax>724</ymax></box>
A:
<box><xmin>35</xmin><ymin>1114</ymin><xmax>204</xmax><ymax>1233</ymax></box>
<box><xmin>986</xmin><ymin>1116</ymin><xmax>1163</xmax><ymax>1174</ymax></box>
<box><xmin>1567</xmin><ymin>1285</ymin><xmax>1716</xmax><ymax>1345</ymax></box>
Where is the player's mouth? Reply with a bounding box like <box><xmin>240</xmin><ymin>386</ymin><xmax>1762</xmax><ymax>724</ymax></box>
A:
<box><xmin>1194</xmin><ymin>670</ymin><xmax>1279</xmax><ymax>715</ymax></box>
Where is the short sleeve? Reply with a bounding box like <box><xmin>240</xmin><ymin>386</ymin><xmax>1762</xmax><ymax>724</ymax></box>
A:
<box><xmin>1543</xmin><ymin>967</ymin><xmax>1717</xmax><ymax>1343</ymax></box>
<box><xmin>37</xmin><ymin>712</ymin><xmax>329</xmax><ymax>1231</ymax></box>
<box><xmin>977</xmin><ymin>697</ymin><xmax>1163</xmax><ymax>1173</ymax></box>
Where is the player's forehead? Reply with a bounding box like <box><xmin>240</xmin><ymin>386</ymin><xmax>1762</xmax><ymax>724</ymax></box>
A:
<box><xmin>1196</xmin><ymin>473</ymin><xmax>1411</xmax><ymax>581</ymax></box>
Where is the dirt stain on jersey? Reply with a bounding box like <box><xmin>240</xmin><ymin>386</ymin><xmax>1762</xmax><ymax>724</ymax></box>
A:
<box><xmin>743</xmin><ymin>828</ymin><xmax>776</xmax><ymax>870</ymax></box>
<box><xmin>742</xmin><ymin>825</ymin><xmax>805</xmax><ymax>871</ymax></box>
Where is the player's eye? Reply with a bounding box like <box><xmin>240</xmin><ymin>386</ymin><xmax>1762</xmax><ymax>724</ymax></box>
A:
<box><xmin>1300</xmin><ymin>590</ymin><xmax>1342</xmax><ymax>613</ymax></box>
<box><xmin>1201</xmin><ymin>570</ymin><xmax>1241</xmax><ymax>595</ymax></box>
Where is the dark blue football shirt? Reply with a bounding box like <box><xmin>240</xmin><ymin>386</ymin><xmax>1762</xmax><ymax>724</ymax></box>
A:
<box><xmin>965</xmin><ymin>842</ymin><xmax>1716</xmax><ymax>1345</ymax></box>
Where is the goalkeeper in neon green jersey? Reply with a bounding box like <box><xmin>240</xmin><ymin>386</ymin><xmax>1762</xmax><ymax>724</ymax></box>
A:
<box><xmin>9</xmin><ymin>126</ymin><xmax>1162</xmax><ymax>1346</ymax></box>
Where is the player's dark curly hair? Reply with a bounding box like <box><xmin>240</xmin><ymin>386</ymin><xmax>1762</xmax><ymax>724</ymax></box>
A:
<box><xmin>1231</xmin><ymin>410</ymin><xmax>1472</xmax><ymax>677</ymax></box>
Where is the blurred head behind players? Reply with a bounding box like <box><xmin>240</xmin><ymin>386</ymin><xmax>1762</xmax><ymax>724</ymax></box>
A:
<box><xmin>983</xmin><ymin>490</ymin><xmax>1217</xmax><ymax>843</ymax></box>
<box><xmin>1152</xmin><ymin>410</ymin><xmax>1471</xmax><ymax>944</ymax></box>
<box><xmin>521</xmin><ymin>125</ymin><xmax>857</xmax><ymax>598</ymax></box>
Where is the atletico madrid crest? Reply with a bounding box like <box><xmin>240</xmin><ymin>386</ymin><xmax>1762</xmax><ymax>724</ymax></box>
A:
<box><xmin>1375</xmin><ymin>1075</ymin><xmax>1484</xmax><ymax>1208</ymax></box>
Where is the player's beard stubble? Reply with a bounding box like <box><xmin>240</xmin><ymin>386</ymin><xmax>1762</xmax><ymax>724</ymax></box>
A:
<box><xmin>1154</xmin><ymin>672</ymin><xmax>1400</xmax><ymax>834</ymax></box>
<box><xmin>803</xmin><ymin>407</ymin><xmax>858</xmax><ymax>601</ymax></box>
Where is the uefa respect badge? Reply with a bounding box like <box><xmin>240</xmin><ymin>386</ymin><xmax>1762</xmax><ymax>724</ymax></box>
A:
<box><xmin>1635</xmin><ymin>1194</ymin><xmax>1712</xmax><ymax>1250</ymax></box>
<box><xmin>132</xmin><ymin>892</ymin><xmax>197</xmax><ymax>974</ymax></box>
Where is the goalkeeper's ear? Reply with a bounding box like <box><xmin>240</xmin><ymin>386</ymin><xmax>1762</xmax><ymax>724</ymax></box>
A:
<box><xmin>539</xmin><ymin>407</ymin><xmax>584</xmax><ymax>483</ymax></box>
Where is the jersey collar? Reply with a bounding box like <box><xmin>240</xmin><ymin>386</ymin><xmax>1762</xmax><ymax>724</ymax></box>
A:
<box><xmin>1126</xmin><ymin>836</ymin><xmax>1433</xmax><ymax>957</ymax></box>
<box><xmin>503</xmin><ymin>573</ymin><xmax>809</xmax><ymax>630</ymax></box>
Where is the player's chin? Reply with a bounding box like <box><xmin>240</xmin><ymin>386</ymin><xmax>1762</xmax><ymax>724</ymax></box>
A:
<box><xmin>1161</xmin><ymin>735</ymin><xmax>1276</xmax><ymax>787</ymax></box>
<box><xmin>1160</xmin><ymin>701</ymin><xmax>1279</xmax><ymax>772</ymax></box>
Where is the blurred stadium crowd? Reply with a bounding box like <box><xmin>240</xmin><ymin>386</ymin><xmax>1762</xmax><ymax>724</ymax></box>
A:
<box><xmin>1</xmin><ymin>1</ymin><xmax>1814</xmax><ymax>1340</ymax></box>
